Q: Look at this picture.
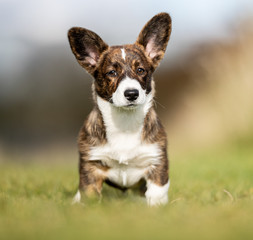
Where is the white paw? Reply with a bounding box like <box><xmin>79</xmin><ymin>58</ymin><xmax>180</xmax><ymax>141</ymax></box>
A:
<box><xmin>72</xmin><ymin>190</ymin><xmax>81</xmax><ymax>204</ymax></box>
<box><xmin>145</xmin><ymin>180</ymin><xmax>170</xmax><ymax>206</ymax></box>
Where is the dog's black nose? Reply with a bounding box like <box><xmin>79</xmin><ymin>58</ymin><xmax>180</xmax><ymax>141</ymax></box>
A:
<box><xmin>124</xmin><ymin>89</ymin><xmax>139</xmax><ymax>101</ymax></box>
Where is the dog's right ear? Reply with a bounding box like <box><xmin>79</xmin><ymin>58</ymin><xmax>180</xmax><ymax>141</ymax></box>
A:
<box><xmin>68</xmin><ymin>27</ymin><xmax>108</xmax><ymax>73</ymax></box>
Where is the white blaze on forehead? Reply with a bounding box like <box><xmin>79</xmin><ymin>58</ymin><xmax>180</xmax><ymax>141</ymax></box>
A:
<box><xmin>121</xmin><ymin>48</ymin><xmax>126</xmax><ymax>61</ymax></box>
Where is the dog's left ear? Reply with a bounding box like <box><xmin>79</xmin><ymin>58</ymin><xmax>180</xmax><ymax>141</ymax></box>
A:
<box><xmin>136</xmin><ymin>13</ymin><xmax>172</xmax><ymax>68</ymax></box>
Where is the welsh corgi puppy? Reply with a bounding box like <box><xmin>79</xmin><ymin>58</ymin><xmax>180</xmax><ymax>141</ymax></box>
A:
<box><xmin>68</xmin><ymin>13</ymin><xmax>172</xmax><ymax>206</ymax></box>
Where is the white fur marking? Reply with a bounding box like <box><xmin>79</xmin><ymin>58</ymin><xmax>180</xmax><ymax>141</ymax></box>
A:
<box><xmin>121</xmin><ymin>48</ymin><xmax>126</xmax><ymax>61</ymax></box>
<box><xmin>95</xmin><ymin>95</ymin><xmax>156</xmax><ymax>163</ymax></box>
<box><xmin>112</xmin><ymin>77</ymin><xmax>151</xmax><ymax>108</ymax></box>
<box><xmin>107</xmin><ymin>166</ymin><xmax>149</xmax><ymax>187</ymax></box>
<box><xmin>72</xmin><ymin>190</ymin><xmax>81</xmax><ymax>204</ymax></box>
<box><xmin>145</xmin><ymin>180</ymin><xmax>170</xmax><ymax>206</ymax></box>
<box><xmin>91</xmin><ymin>95</ymin><xmax>161</xmax><ymax>188</ymax></box>
<box><xmin>122</xmin><ymin>170</ymin><xmax>127</xmax><ymax>186</ymax></box>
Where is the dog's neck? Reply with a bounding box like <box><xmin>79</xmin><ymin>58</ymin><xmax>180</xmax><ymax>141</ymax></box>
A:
<box><xmin>96</xmin><ymin>94</ymin><xmax>153</xmax><ymax>135</ymax></box>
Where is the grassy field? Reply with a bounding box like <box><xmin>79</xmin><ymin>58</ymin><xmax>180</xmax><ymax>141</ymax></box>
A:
<box><xmin>0</xmin><ymin>138</ymin><xmax>253</xmax><ymax>240</ymax></box>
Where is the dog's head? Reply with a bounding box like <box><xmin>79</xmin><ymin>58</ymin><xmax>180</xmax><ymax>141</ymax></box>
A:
<box><xmin>68</xmin><ymin>13</ymin><xmax>171</xmax><ymax>109</ymax></box>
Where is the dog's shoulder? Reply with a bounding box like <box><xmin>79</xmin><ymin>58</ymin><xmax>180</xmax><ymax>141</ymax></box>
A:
<box><xmin>78</xmin><ymin>107</ymin><xmax>106</xmax><ymax>151</ymax></box>
<box><xmin>142</xmin><ymin>107</ymin><xmax>167</xmax><ymax>146</ymax></box>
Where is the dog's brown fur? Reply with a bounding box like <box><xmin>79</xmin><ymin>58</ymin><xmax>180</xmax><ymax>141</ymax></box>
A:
<box><xmin>68</xmin><ymin>13</ymin><xmax>172</xmax><ymax>201</ymax></box>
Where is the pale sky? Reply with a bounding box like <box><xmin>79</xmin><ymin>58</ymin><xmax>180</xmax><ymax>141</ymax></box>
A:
<box><xmin>0</xmin><ymin>0</ymin><xmax>253</xmax><ymax>77</ymax></box>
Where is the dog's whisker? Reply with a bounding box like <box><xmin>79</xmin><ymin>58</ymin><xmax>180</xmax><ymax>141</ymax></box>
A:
<box><xmin>153</xmin><ymin>98</ymin><xmax>166</xmax><ymax>109</ymax></box>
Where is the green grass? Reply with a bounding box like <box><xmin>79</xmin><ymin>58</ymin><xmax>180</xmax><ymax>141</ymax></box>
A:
<box><xmin>0</xmin><ymin>140</ymin><xmax>253</xmax><ymax>240</ymax></box>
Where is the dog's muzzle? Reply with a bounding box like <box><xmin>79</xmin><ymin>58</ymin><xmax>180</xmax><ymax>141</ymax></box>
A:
<box><xmin>111</xmin><ymin>78</ymin><xmax>147</xmax><ymax>108</ymax></box>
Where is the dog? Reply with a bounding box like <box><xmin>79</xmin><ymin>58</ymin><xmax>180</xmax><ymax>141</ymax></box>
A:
<box><xmin>68</xmin><ymin>12</ymin><xmax>172</xmax><ymax>206</ymax></box>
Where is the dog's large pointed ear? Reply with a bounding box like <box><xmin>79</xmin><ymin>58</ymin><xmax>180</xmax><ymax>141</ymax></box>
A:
<box><xmin>136</xmin><ymin>13</ymin><xmax>172</xmax><ymax>68</ymax></box>
<box><xmin>68</xmin><ymin>27</ymin><xmax>108</xmax><ymax>73</ymax></box>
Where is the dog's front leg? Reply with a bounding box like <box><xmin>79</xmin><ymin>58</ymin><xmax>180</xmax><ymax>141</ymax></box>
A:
<box><xmin>145</xmin><ymin>159</ymin><xmax>170</xmax><ymax>206</ymax></box>
<box><xmin>73</xmin><ymin>159</ymin><xmax>106</xmax><ymax>204</ymax></box>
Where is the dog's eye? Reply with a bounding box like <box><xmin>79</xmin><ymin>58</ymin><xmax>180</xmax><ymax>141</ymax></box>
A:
<box><xmin>136</xmin><ymin>68</ymin><xmax>145</xmax><ymax>75</ymax></box>
<box><xmin>106</xmin><ymin>70</ymin><xmax>117</xmax><ymax>77</ymax></box>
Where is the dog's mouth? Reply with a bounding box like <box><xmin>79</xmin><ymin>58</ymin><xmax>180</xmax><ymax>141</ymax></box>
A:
<box><xmin>127</xmin><ymin>103</ymin><xmax>136</xmax><ymax>107</ymax></box>
<box><xmin>111</xmin><ymin>102</ymin><xmax>139</xmax><ymax>110</ymax></box>
<box><xmin>120</xmin><ymin>103</ymin><xmax>138</xmax><ymax>110</ymax></box>
<box><xmin>109</xmin><ymin>97</ymin><xmax>141</xmax><ymax>110</ymax></box>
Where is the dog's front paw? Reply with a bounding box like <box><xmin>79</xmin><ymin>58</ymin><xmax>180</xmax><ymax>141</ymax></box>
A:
<box><xmin>72</xmin><ymin>190</ymin><xmax>81</xmax><ymax>204</ymax></box>
<box><xmin>146</xmin><ymin>192</ymin><xmax>168</xmax><ymax>206</ymax></box>
<box><xmin>145</xmin><ymin>180</ymin><xmax>170</xmax><ymax>206</ymax></box>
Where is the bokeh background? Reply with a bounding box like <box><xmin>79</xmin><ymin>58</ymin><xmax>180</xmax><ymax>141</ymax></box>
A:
<box><xmin>1</xmin><ymin>0</ymin><xmax>253</xmax><ymax>162</ymax></box>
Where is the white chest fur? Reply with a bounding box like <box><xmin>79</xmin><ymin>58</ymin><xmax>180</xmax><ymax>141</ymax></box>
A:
<box><xmin>90</xmin><ymin>142</ymin><xmax>161</xmax><ymax>187</ymax></box>
<box><xmin>89</xmin><ymin>95</ymin><xmax>160</xmax><ymax>187</ymax></box>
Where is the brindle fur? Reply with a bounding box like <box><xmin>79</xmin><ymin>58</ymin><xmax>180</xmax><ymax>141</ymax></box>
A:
<box><xmin>68</xmin><ymin>13</ymin><xmax>172</xmax><ymax>198</ymax></box>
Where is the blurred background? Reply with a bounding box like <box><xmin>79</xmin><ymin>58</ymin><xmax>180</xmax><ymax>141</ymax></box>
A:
<box><xmin>1</xmin><ymin>0</ymin><xmax>253</xmax><ymax>162</ymax></box>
